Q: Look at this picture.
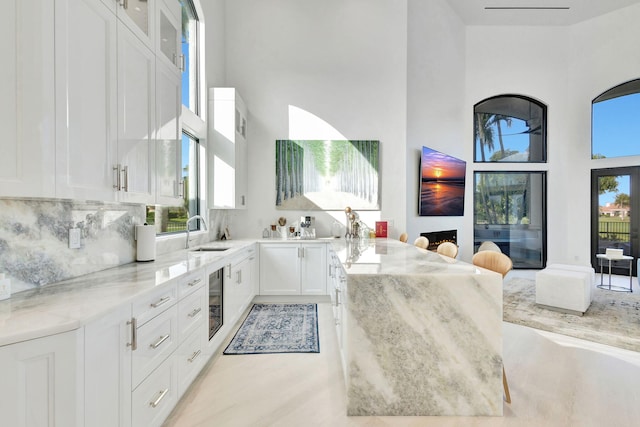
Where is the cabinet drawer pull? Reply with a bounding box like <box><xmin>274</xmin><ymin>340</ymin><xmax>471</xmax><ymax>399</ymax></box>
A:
<box><xmin>188</xmin><ymin>307</ymin><xmax>202</xmax><ymax>318</ymax></box>
<box><xmin>149</xmin><ymin>388</ymin><xmax>169</xmax><ymax>408</ymax></box>
<box><xmin>126</xmin><ymin>317</ymin><xmax>137</xmax><ymax>350</ymax></box>
<box><xmin>150</xmin><ymin>296</ymin><xmax>171</xmax><ymax>308</ymax></box>
<box><xmin>150</xmin><ymin>334</ymin><xmax>170</xmax><ymax>349</ymax></box>
<box><xmin>188</xmin><ymin>349</ymin><xmax>201</xmax><ymax>363</ymax></box>
<box><xmin>188</xmin><ymin>278</ymin><xmax>202</xmax><ymax>287</ymax></box>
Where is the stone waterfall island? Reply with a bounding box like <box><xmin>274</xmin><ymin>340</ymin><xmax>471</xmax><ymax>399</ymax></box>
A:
<box><xmin>331</xmin><ymin>238</ymin><xmax>504</xmax><ymax>416</ymax></box>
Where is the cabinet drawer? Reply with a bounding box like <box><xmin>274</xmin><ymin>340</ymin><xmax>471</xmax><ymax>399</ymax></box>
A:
<box><xmin>177</xmin><ymin>328</ymin><xmax>206</xmax><ymax>398</ymax></box>
<box><xmin>177</xmin><ymin>285</ymin><xmax>206</xmax><ymax>342</ymax></box>
<box><xmin>133</xmin><ymin>283</ymin><xmax>178</xmax><ymax>327</ymax></box>
<box><xmin>178</xmin><ymin>269</ymin><xmax>205</xmax><ymax>299</ymax></box>
<box><xmin>133</xmin><ymin>305</ymin><xmax>178</xmax><ymax>388</ymax></box>
<box><xmin>132</xmin><ymin>355</ymin><xmax>178</xmax><ymax>427</ymax></box>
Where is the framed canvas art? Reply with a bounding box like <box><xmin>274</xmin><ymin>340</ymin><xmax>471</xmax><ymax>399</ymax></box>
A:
<box><xmin>275</xmin><ymin>140</ymin><xmax>380</xmax><ymax>210</ymax></box>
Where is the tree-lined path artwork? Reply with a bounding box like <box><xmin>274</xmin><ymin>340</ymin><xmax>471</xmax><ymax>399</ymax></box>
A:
<box><xmin>275</xmin><ymin>140</ymin><xmax>380</xmax><ymax>210</ymax></box>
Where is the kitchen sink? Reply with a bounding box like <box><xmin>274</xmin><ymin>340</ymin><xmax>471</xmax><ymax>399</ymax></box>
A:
<box><xmin>190</xmin><ymin>247</ymin><xmax>230</xmax><ymax>252</ymax></box>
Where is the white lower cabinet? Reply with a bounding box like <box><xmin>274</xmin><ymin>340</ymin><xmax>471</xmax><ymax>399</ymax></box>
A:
<box><xmin>84</xmin><ymin>304</ymin><xmax>133</xmax><ymax>427</ymax></box>
<box><xmin>132</xmin><ymin>354</ymin><xmax>178</xmax><ymax>427</ymax></box>
<box><xmin>259</xmin><ymin>243</ymin><xmax>327</xmax><ymax>295</ymax></box>
<box><xmin>176</xmin><ymin>328</ymin><xmax>205</xmax><ymax>397</ymax></box>
<box><xmin>82</xmin><ymin>266</ymin><xmax>208</xmax><ymax>427</ymax></box>
<box><xmin>225</xmin><ymin>247</ymin><xmax>257</xmax><ymax>324</ymax></box>
<box><xmin>133</xmin><ymin>304</ymin><xmax>179</xmax><ymax>388</ymax></box>
<box><xmin>0</xmin><ymin>330</ymin><xmax>81</xmax><ymax>427</ymax></box>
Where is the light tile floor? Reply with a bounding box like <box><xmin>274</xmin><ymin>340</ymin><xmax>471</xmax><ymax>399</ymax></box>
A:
<box><xmin>164</xmin><ymin>272</ymin><xmax>640</xmax><ymax>427</ymax></box>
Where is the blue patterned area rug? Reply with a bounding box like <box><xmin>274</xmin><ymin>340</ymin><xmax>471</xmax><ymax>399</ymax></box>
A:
<box><xmin>223</xmin><ymin>303</ymin><xmax>320</xmax><ymax>355</ymax></box>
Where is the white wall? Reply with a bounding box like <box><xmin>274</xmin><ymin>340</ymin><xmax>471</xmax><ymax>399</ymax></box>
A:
<box><xmin>568</xmin><ymin>4</ymin><xmax>640</xmax><ymax>264</ymax></box>
<box><xmin>463</xmin><ymin>4</ymin><xmax>640</xmax><ymax>266</ymax></box>
<box><xmin>210</xmin><ymin>0</ymin><xmax>640</xmax><ymax>267</ymax></box>
<box><xmin>405</xmin><ymin>0</ymin><xmax>467</xmax><ymax>256</ymax></box>
<box><xmin>218</xmin><ymin>0</ymin><xmax>408</xmax><ymax>239</ymax></box>
<box><xmin>465</xmin><ymin>25</ymin><xmax>570</xmax><ymax>264</ymax></box>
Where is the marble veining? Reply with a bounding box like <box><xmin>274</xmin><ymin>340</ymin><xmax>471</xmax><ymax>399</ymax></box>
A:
<box><xmin>0</xmin><ymin>198</ymin><xmax>144</xmax><ymax>292</ymax></box>
<box><xmin>330</xmin><ymin>239</ymin><xmax>503</xmax><ymax>416</ymax></box>
<box><xmin>0</xmin><ymin>239</ymin><xmax>254</xmax><ymax>346</ymax></box>
<box><xmin>0</xmin><ymin>198</ymin><xmax>235</xmax><ymax>294</ymax></box>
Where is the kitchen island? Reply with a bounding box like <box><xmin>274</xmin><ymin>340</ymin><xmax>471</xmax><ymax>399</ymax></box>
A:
<box><xmin>329</xmin><ymin>238</ymin><xmax>504</xmax><ymax>416</ymax></box>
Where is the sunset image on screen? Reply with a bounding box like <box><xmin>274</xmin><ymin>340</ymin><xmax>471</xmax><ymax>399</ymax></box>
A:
<box><xmin>419</xmin><ymin>146</ymin><xmax>466</xmax><ymax>216</ymax></box>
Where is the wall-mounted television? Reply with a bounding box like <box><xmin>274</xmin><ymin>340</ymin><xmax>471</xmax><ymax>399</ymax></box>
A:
<box><xmin>419</xmin><ymin>146</ymin><xmax>466</xmax><ymax>216</ymax></box>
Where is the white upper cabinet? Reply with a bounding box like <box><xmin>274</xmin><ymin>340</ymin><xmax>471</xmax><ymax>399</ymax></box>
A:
<box><xmin>0</xmin><ymin>0</ymin><xmax>55</xmax><ymax>197</ymax></box>
<box><xmin>155</xmin><ymin>60</ymin><xmax>182</xmax><ymax>205</ymax></box>
<box><xmin>208</xmin><ymin>88</ymin><xmax>249</xmax><ymax>209</ymax></box>
<box><xmin>55</xmin><ymin>0</ymin><xmax>119</xmax><ymax>201</ymax></box>
<box><xmin>117</xmin><ymin>20</ymin><xmax>156</xmax><ymax>204</ymax></box>
<box><xmin>112</xmin><ymin>0</ymin><xmax>156</xmax><ymax>52</ymax></box>
<box><xmin>56</xmin><ymin>0</ymin><xmax>155</xmax><ymax>204</ymax></box>
<box><xmin>157</xmin><ymin>0</ymin><xmax>182</xmax><ymax>74</ymax></box>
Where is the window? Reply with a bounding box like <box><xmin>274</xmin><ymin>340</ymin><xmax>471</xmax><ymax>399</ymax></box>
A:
<box><xmin>474</xmin><ymin>95</ymin><xmax>546</xmax><ymax>162</ymax></box>
<box><xmin>474</xmin><ymin>172</ymin><xmax>546</xmax><ymax>268</ymax></box>
<box><xmin>147</xmin><ymin>132</ymin><xmax>202</xmax><ymax>233</ymax></box>
<box><xmin>181</xmin><ymin>0</ymin><xmax>199</xmax><ymax>115</ymax></box>
<box><xmin>473</xmin><ymin>95</ymin><xmax>548</xmax><ymax>268</ymax></box>
<box><xmin>592</xmin><ymin>79</ymin><xmax>640</xmax><ymax>159</ymax></box>
<box><xmin>147</xmin><ymin>0</ymin><xmax>206</xmax><ymax>236</ymax></box>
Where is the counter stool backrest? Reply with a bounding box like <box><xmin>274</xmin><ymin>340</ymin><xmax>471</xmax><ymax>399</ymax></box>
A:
<box><xmin>414</xmin><ymin>236</ymin><xmax>429</xmax><ymax>249</ymax></box>
<box><xmin>472</xmin><ymin>251</ymin><xmax>513</xmax><ymax>278</ymax></box>
<box><xmin>436</xmin><ymin>242</ymin><xmax>458</xmax><ymax>258</ymax></box>
<box><xmin>477</xmin><ymin>241</ymin><xmax>502</xmax><ymax>253</ymax></box>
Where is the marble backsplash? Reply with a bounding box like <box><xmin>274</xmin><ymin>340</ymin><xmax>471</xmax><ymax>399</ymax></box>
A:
<box><xmin>0</xmin><ymin>198</ymin><xmax>231</xmax><ymax>294</ymax></box>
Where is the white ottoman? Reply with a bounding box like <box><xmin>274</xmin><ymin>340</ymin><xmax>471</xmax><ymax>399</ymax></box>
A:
<box><xmin>535</xmin><ymin>264</ymin><xmax>595</xmax><ymax>315</ymax></box>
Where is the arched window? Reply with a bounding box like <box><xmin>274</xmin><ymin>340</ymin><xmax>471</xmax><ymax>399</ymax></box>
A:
<box><xmin>473</xmin><ymin>95</ymin><xmax>548</xmax><ymax>269</ymax></box>
<box><xmin>592</xmin><ymin>79</ymin><xmax>640</xmax><ymax>159</ymax></box>
<box><xmin>474</xmin><ymin>95</ymin><xmax>547</xmax><ymax>163</ymax></box>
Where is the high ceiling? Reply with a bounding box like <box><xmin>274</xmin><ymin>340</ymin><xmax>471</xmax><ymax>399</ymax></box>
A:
<box><xmin>446</xmin><ymin>0</ymin><xmax>640</xmax><ymax>26</ymax></box>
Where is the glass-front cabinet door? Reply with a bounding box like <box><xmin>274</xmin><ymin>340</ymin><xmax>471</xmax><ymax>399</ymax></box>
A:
<box><xmin>158</xmin><ymin>0</ymin><xmax>181</xmax><ymax>72</ymax></box>
<box><xmin>122</xmin><ymin>0</ymin><xmax>149</xmax><ymax>34</ymax></box>
<box><xmin>116</xmin><ymin>0</ymin><xmax>154</xmax><ymax>50</ymax></box>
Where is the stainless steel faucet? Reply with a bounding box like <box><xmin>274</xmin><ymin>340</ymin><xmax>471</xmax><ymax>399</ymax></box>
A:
<box><xmin>185</xmin><ymin>215</ymin><xmax>208</xmax><ymax>249</ymax></box>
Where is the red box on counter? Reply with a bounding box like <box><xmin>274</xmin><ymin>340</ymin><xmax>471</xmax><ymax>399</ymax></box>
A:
<box><xmin>375</xmin><ymin>221</ymin><xmax>388</xmax><ymax>238</ymax></box>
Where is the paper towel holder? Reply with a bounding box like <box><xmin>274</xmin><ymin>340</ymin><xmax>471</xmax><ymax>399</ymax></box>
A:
<box><xmin>135</xmin><ymin>223</ymin><xmax>156</xmax><ymax>262</ymax></box>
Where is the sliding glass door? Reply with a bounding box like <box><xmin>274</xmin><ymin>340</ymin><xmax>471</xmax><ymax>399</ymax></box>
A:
<box><xmin>591</xmin><ymin>167</ymin><xmax>640</xmax><ymax>276</ymax></box>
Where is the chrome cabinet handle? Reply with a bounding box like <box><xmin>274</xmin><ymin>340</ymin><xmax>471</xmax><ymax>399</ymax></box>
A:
<box><xmin>113</xmin><ymin>165</ymin><xmax>121</xmax><ymax>190</ymax></box>
<box><xmin>188</xmin><ymin>307</ymin><xmax>202</xmax><ymax>318</ymax></box>
<box><xmin>150</xmin><ymin>334</ymin><xmax>170</xmax><ymax>349</ymax></box>
<box><xmin>126</xmin><ymin>317</ymin><xmax>137</xmax><ymax>350</ymax></box>
<box><xmin>188</xmin><ymin>278</ymin><xmax>202</xmax><ymax>287</ymax></box>
<box><xmin>150</xmin><ymin>296</ymin><xmax>171</xmax><ymax>308</ymax></box>
<box><xmin>226</xmin><ymin>264</ymin><xmax>232</xmax><ymax>279</ymax></box>
<box><xmin>121</xmin><ymin>165</ymin><xmax>129</xmax><ymax>192</ymax></box>
<box><xmin>335</xmin><ymin>287</ymin><xmax>341</xmax><ymax>307</ymax></box>
<box><xmin>150</xmin><ymin>388</ymin><xmax>169</xmax><ymax>408</ymax></box>
<box><xmin>188</xmin><ymin>349</ymin><xmax>201</xmax><ymax>363</ymax></box>
<box><xmin>178</xmin><ymin>180</ymin><xmax>184</xmax><ymax>198</ymax></box>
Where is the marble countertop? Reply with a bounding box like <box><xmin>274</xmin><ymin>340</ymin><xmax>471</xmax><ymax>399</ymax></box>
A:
<box><xmin>0</xmin><ymin>237</ymin><xmax>489</xmax><ymax>348</ymax></box>
<box><xmin>329</xmin><ymin>238</ymin><xmax>479</xmax><ymax>276</ymax></box>
<box><xmin>0</xmin><ymin>240</ymin><xmax>255</xmax><ymax>347</ymax></box>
